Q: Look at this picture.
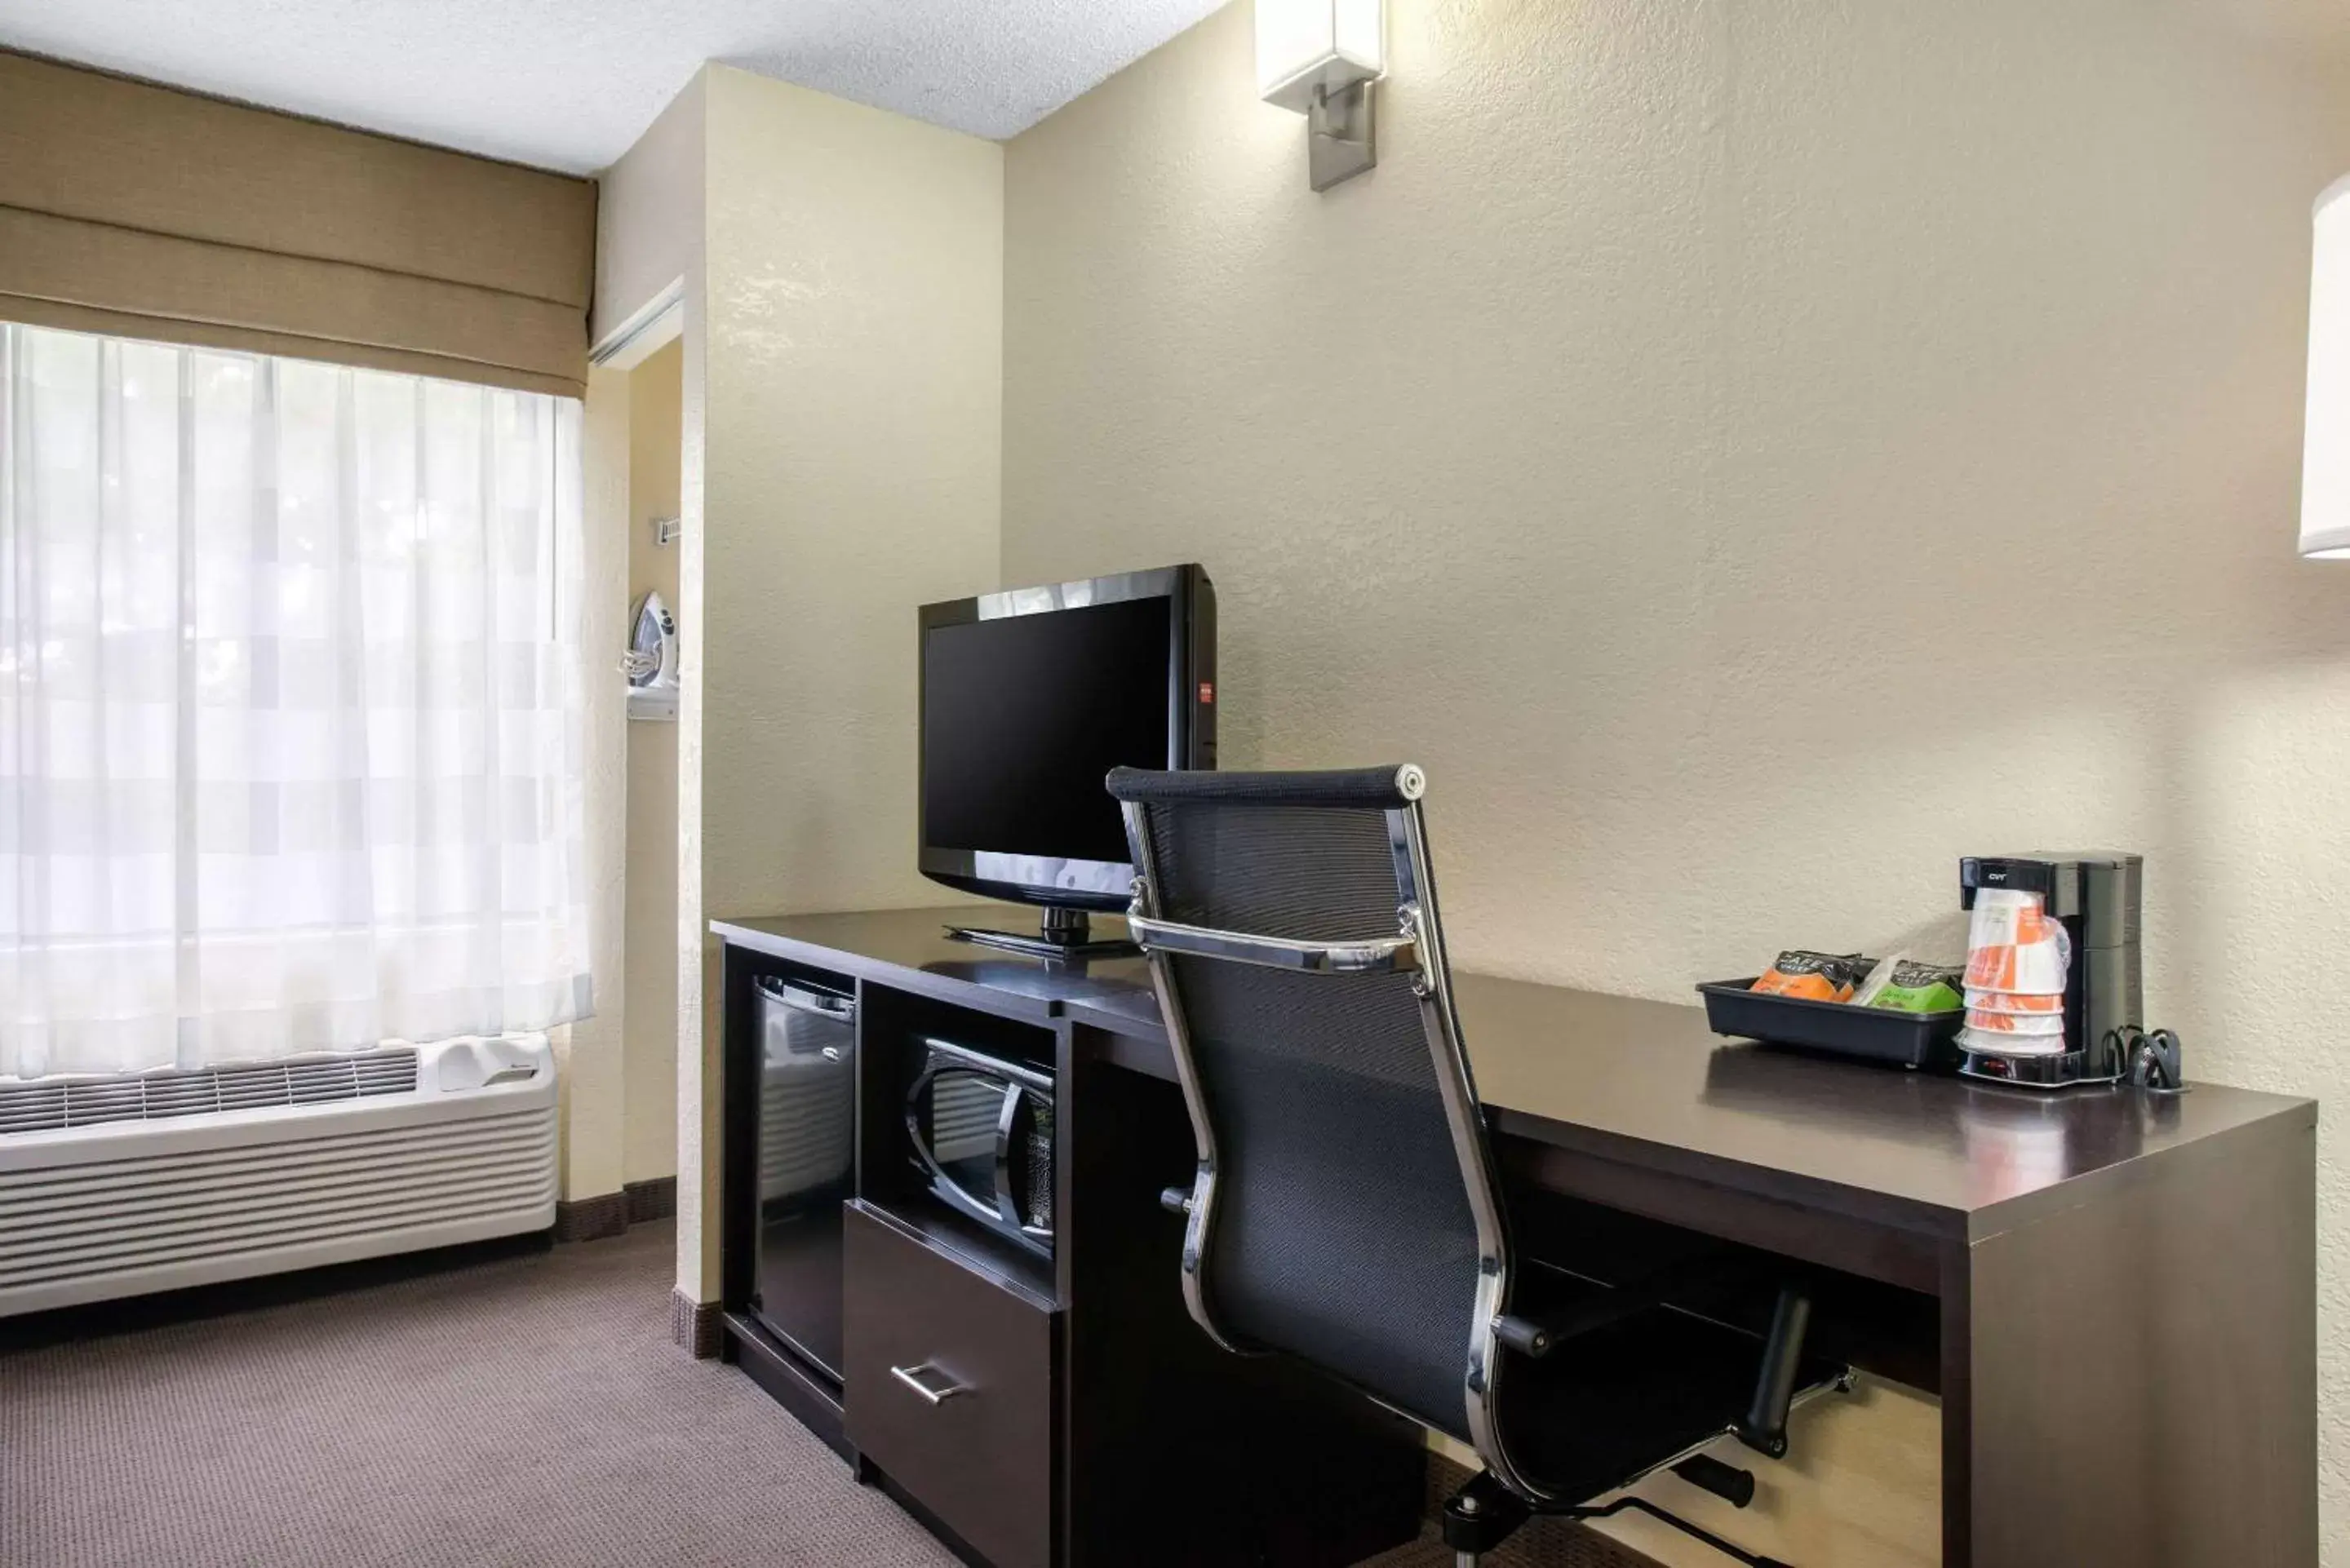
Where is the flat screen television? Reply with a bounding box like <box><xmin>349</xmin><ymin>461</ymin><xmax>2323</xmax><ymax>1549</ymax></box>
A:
<box><xmin>918</xmin><ymin>564</ymin><xmax>1215</xmax><ymax>955</ymax></box>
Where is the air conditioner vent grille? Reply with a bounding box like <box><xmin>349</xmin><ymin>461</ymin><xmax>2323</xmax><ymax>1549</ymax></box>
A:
<box><xmin>0</xmin><ymin>1049</ymin><xmax>420</xmax><ymax>1138</ymax></box>
<box><xmin>0</xmin><ymin>1084</ymin><xmax>65</xmax><ymax>1137</ymax></box>
<box><xmin>0</xmin><ymin>1039</ymin><xmax>552</xmax><ymax>1320</ymax></box>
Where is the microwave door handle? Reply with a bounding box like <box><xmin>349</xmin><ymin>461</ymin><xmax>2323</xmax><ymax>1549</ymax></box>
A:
<box><xmin>994</xmin><ymin>1082</ymin><xmax>1026</xmax><ymax>1233</ymax></box>
<box><xmin>907</xmin><ymin>1064</ymin><xmax>1018</xmax><ymax>1229</ymax></box>
<box><xmin>905</xmin><ymin>1062</ymin><xmax>973</xmax><ymax>1213</ymax></box>
<box><xmin>994</xmin><ymin>1085</ymin><xmax>1055</xmax><ymax>1243</ymax></box>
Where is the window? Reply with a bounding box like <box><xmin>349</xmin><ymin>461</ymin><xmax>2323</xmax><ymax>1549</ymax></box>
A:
<box><xmin>0</xmin><ymin>325</ymin><xmax>590</xmax><ymax>1080</ymax></box>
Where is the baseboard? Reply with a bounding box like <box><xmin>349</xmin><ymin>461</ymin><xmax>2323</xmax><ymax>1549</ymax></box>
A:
<box><xmin>554</xmin><ymin>1176</ymin><xmax>676</xmax><ymax>1243</ymax></box>
<box><xmin>671</xmin><ymin>1288</ymin><xmax>722</xmax><ymax>1358</ymax></box>
<box><xmin>552</xmin><ymin>1190</ymin><xmax>629</xmax><ymax>1242</ymax></box>
<box><xmin>624</xmin><ymin>1176</ymin><xmax>676</xmax><ymax>1225</ymax></box>
<box><xmin>1425</xmin><ymin>1452</ymin><xmax>1666</xmax><ymax>1568</ymax></box>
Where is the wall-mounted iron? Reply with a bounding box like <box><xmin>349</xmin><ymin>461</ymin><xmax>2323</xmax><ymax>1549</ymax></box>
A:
<box><xmin>624</xmin><ymin>590</ymin><xmax>679</xmax><ymax>721</ymax></box>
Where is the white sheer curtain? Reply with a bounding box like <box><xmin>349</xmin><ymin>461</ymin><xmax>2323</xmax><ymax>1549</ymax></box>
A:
<box><xmin>0</xmin><ymin>323</ymin><xmax>591</xmax><ymax>1081</ymax></box>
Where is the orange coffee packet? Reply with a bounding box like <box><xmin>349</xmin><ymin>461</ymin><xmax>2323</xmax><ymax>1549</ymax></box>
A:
<box><xmin>1750</xmin><ymin>950</ymin><xmax>1867</xmax><ymax>1003</ymax></box>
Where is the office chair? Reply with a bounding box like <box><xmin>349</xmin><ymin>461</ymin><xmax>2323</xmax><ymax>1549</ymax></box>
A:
<box><xmin>1107</xmin><ymin>764</ymin><xmax>1850</xmax><ymax>1568</ymax></box>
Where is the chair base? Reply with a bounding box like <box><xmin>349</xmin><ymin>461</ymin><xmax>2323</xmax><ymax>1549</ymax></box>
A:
<box><xmin>1439</xmin><ymin>1463</ymin><xmax>1798</xmax><ymax>1568</ymax></box>
<box><xmin>1438</xmin><ymin>1470</ymin><xmax>1531</xmax><ymax>1560</ymax></box>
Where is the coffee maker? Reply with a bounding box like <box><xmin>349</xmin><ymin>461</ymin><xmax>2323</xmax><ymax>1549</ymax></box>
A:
<box><xmin>1957</xmin><ymin>853</ymin><xmax>2143</xmax><ymax>1089</ymax></box>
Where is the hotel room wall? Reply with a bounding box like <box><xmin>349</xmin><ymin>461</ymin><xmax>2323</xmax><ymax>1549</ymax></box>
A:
<box><xmin>624</xmin><ymin>338</ymin><xmax>685</xmax><ymax>1187</ymax></box>
<box><xmin>690</xmin><ymin>64</ymin><xmax>1004</xmax><ymax>1296</ymax></box>
<box><xmin>592</xmin><ymin>69</ymin><xmax>712</xmax><ymax>1291</ymax></box>
<box><xmin>1000</xmin><ymin>0</ymin><xmax>2350</xmax><ymax>1551</ymax></box>
<box><xmin>564</xmin><ymin>364</ymin><xmax>630</xmax><ymax>1208</ymax></box>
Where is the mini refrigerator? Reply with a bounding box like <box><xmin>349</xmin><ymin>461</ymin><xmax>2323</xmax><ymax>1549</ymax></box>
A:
<box><xmin>749</xmin><ymin>974</ymin><xmax>857</xmax><ymax>1380</ymax></box>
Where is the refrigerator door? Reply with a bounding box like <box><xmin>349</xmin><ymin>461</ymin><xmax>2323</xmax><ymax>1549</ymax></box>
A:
<box><xmin>752</xmin><ymin>976</ymin><xmax>856</xmax><ymax>1380</ymax></box>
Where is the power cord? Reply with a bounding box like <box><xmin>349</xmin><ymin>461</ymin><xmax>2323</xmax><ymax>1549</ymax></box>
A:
<box><xmin>2109</xmin><ymin>1025</ymin><xmax>2188</xmax><ymax>1095</ymax></box>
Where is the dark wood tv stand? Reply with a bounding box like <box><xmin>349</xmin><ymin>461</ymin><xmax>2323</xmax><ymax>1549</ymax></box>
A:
<box><xmin>713</xmin><ymin>911</ymin><xmax>1424</xmax><ymax>1568</ymax></box>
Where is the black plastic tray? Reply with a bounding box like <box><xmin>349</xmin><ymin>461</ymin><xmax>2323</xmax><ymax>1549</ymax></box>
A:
<box><xmin>1695</xmin><ymin>977</ymin><xmax>1962</xmax><ymax>1073</ymax></box>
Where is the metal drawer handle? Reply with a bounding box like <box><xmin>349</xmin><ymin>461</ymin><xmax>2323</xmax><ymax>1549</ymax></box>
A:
<box><xmin>889</xmin><ymin>1362</ymin><xmax>970</xmax><ymax>1406</ymax></box>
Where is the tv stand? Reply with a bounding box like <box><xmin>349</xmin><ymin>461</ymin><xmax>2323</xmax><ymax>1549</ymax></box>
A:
<box><xmin>945</xmin><ymin>906</ymin><xmax>1139</xmax><ymax>959</ymax></box>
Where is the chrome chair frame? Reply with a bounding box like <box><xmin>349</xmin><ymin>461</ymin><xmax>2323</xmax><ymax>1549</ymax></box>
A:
<box><xmin>1119</xmin><ymin>763</ymin><xmax>1843</xmax><ymax>1568</ymax></box>
<box><xmin>1120</xmin><ymin>762</ymin><xmax>1541</xmax><ymax>1500</ymax></box>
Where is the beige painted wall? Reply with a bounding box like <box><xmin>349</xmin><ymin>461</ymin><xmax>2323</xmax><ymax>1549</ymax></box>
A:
<box><xmin>624</xmin><ymin>338</ymin><xmax>684</xmax><ymax>1185</ymax></box>
<box><xmin>699</xmin><ymin>64</ymin><xmax>1004</xmax><ymax>922</ymax></box>
<box><xmin>669</xmin><ymin>64</ymin><xmax>1004</xmax><ymax>1296</ymax></box>
<box><xmin>1004</xmin><ymin>0</ymin><xmax>2350</xmax><ymax>1552</ymax></box>
<box><xmin>561</xmin><ymin>362</ymin><xmax>631</xmax><ymax>1204</ymax></box>
<box><xmin>593</xmin><ymin>67</ymin><xmax>710</xmax><ymax>1273</ymax></box>
<box><xmin>592</xmin><ymin>71</ymin><xmax>706</xmax><ymax>352</ymax></box>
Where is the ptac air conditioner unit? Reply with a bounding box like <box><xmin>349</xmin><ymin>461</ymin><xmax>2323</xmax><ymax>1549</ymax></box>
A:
<box><xmin>0</xmin><ymin>1036</ymin><xmax>556</xmax><ymax>1318</ymax></box>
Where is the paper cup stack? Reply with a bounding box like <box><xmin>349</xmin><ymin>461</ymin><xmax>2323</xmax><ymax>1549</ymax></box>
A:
<box><xmin>1958</xmin><ymin>888</ymin><xmax>2069</xmax><ymax>1056</ymax></box>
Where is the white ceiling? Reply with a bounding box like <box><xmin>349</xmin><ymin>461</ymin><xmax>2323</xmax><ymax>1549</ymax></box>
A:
<box><xmin>0</xmin><ymin>0</ymin><xmax>1227</xmax><ymax>174</ymax></box>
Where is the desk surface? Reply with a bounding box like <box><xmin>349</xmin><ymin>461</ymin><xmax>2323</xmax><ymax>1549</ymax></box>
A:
<box><xmin>712</xmin><ymin>906</ymin><xmax>2311</xmax><ymax>1246</ymax></box>
<box><xmin>715</xmin><ymin>906</ymin><xmax>2320</xmax><ymax>1565</ymax></box>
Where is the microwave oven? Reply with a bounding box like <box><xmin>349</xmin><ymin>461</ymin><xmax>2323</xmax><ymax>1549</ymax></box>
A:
<box><xmin>904</xmin><ymin>1038</ymin><xmax>1054</xmax><ymax>1256</ymax></box>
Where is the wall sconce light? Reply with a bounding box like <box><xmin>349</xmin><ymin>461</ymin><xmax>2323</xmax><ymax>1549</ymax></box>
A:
<box><xmin>2303</xmin><ymin>173</ymin><xmax>2350</xmax><ymax>557</ymax></box>
<box><xmin>1256</xmin><ymin>0</ymin><xmax>1385</xmax><ymax>192</ymax></box>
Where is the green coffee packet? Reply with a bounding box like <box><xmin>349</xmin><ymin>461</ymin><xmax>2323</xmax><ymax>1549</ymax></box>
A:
<box><xmin>1864</xmin><ymin>959</ymin><xmax>1964</xmax><ymax>1014</ymax></box>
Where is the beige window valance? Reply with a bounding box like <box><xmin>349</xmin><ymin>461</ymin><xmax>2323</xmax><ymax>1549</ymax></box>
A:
<box><xmin>0</xmin><ymin>51</ymin><xmax>595</xmax><ymax>396</ymax></box>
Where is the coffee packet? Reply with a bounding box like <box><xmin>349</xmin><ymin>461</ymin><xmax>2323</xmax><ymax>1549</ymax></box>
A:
<box><xmin>1750</xmin><ymin>950</ymin><xmax>1869</xmax><ymax>1003</ymax></box>
<box><xmin>1854</xmin><ymin>958</ymin><xmax>1964</xmax><ymax>1014</ymax></box>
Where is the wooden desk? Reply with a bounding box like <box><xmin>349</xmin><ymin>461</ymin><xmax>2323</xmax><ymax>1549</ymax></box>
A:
<box><xmin>714</xmin><ymin>908</ymin><xmax>2317</xmax><ymax>1568</ymax></box>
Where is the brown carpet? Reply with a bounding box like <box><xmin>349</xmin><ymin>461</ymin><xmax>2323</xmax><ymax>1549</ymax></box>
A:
<box><xmin>1</xmin><ymin>1222</ymin><xmax>956</xmax><ymax>1568</ymax></box>
<box><xmin>1</xmin><ymin>1221</ymin><xmax>1649</xmax><ymax>1568</ymax></box>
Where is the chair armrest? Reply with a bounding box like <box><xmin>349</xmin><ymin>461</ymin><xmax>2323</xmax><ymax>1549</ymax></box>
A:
<box><xmin>1492</xmin><ymin>1253</ymin><xmax>1736</xmax><ymax>1359</ymax></box>
<box><xmin>1126</xmin><ymin>912</ymin><xmax>1420</xmax><ymax>976</ymax></box>
<box><xmin>1492</xmin><ymin>1289</ymin><xmax>1653</xmax><ymax>1359</ymax></box>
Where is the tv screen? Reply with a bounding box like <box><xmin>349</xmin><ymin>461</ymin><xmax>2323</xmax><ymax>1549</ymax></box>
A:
<box><xmin>924</xmin><ymin>596</ymin><xmax>1171</xmax><ymax>865</ymax></box>
<box><xmin>918</xmin><ymin>566</ymin><xmax>1213</xmax><ymax>912</ymax></box>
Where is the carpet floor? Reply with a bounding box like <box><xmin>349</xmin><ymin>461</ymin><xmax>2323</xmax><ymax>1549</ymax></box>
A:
<box><xmin>1</xmin><ymin>1221</ymin><xmax>1638</xmax><ymax>1568</ymax></box>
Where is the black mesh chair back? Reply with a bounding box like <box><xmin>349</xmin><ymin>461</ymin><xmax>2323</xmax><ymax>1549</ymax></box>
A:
<box><xmin>1107</xmin><ymin>764</ymin><xmax>1508</xmax><ymax>1446</ymax></box>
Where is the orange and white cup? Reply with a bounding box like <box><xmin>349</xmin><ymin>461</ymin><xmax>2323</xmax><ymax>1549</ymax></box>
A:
<box><xmin>1963</xmin><ymin>941</ymin><xmax>2068</xmax><ymax>993</ymax></box>
<box><xmin>1964</xmin><ymin>988</ymin><xmax>2064</xmax><ymax>1016</ymax></box>
<box><xmin>1963</xmin><ymin>1008</ymin><xmax>2066</xmax><ymax>1036</ymax></box>
<box><xmin>1956</xmin><ymin>1026</ymin><xmax>2068</xmax><ymax>1058</ymax></box>
<box><xmin>1963</xmin><ymin>889</ymin><xmax>2070</xmax><ymax>994</ymax></box>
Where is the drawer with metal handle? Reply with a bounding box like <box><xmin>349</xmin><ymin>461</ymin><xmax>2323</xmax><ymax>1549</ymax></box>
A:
<box><xmin>887</xmin><ymin>1360</ymin><xmax>969</xmax><ymax>1406</ymax></box>
<box><xmin>842</xmin><ymin>1201</ymin><xmax>1058</xmax><ymax>1568</ymax></box>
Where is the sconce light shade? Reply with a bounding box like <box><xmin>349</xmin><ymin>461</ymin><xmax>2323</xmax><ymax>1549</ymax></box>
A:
<box><xmin>2303</xmin><ymin>174</ymin><xmax>2350</xmax><ymax>557</ymax></box>
<box><xmin>1256</xmin><ymin>0</ymin><xmax>1385</xmax><ymax>113</ymax></box>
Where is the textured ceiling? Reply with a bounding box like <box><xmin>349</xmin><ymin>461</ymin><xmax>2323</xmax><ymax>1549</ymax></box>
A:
<box><xmin>0</xmin><ymin>0</ymin><xmax>1228</xmax><ymax>173</ymax></box>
